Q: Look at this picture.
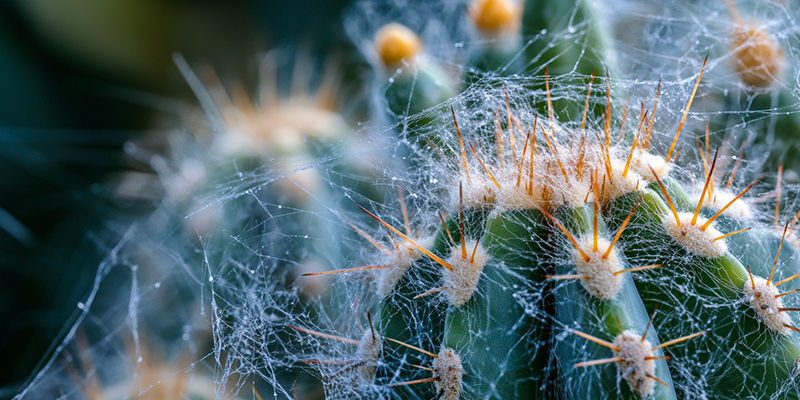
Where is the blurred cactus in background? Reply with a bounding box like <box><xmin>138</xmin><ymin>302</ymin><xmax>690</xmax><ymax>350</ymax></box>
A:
<box><xmin>5</xmin><ymin>0</ymin><xmax>800</xmax><ymax>399</ymax></box>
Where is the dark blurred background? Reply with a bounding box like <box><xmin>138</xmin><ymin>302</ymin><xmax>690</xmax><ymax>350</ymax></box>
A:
<box><xmin>0</xmin><ymin>0</ymin><xmax>356</xmax><ymax>395</ymax></box>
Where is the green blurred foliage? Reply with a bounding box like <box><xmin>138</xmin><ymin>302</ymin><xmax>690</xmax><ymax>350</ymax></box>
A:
<box><xmin>0</xmin><ymin>0</ymin><xmax>356</xmax><ymax>394</ymax></box>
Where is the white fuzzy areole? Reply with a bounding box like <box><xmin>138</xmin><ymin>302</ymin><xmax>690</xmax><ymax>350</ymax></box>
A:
<box><xmin>216</xmin><ymin>102</ymin><xmax>349</xmax><ymax>158</ymax></box>
<box><xmin>376</xmin><ymin>236</ymin><xmax>434</xmax><ymax>297</ymax></box>
<box><xmin>442</xmin><ymin>240</ymin><xmax>489</xmax><ymax>306</ymax></box>
<box><xmin>496</xmin><ymin>179</ymin><xmax>541</xmax><ymax>210</ymax></box>
<box><xmin>355</xmin><ymin>328</ymin><xmax>382</xmax><ymax>381</ymax></box>
<box><xmin>550</xmin><ymin>178</ymin><xmax>591</xmax><ymax>210</ymax></box>
<box><xmin>493</xmin><ymin>156</ymin><xmax>588</xmax><ymax>211</ymax></box>
<box><xmin>597</xmin><ymin>157</ymin><xmax>642</xmax><ymax>204</ymax></box>
<box><xmin>433</xmin><ymin>347</ymin><xmax>463</xmax><ymax>400</ymax></box>
<box><xmin>481</xmin><ymin>121</ymin><xmax>600</xmax><ymax>212</ymax></box>
<box><xmin>744</xmin><ymin>276</ymin><xmax>791</xmax><ymax>334</ymax></box>
<box><xmin>494</xmin><ymin>161</ymin><xmax>541</xmax><ymax>211</ymax></box>
<box><xmin>699</xmin><ymin>189</ymin><xmax>753</xmax><ymax>220</ymax></box>
<box><xmin>630</xmin><ymin>149</ymin><xmax>672</xmax><ymax>183</ymax></box>
<box><xmin>573</xmin><ymin>236</ymin><xmax>624</xmax><ymax>300</ymax></box>
<box><xmin>613</xmin><ymin>331</ymin><xmax>656</xmax><ymax>397</ymax></box>
<box><xmin>458</xmin><ymin>174</ymin><xmax>498</xmax><ymax>208</ymax></box>
<box><xmin>663</xmin><ymin>212</ymin><xmax>727</xmax><ymax>258</ymax></box>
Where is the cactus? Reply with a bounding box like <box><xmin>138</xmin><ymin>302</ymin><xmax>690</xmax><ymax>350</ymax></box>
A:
<box><xmin>15</xmin><ymin>1</ymin><xmax>800</xmax><ymax>399</ymax></box>
<box><xmin>290</xmin><ymin>46</ymin><xmax>799</xmax><ymax>397</ymax></box>
<box><xmin>290</xmin><ymin>3</ymin><xmax>800</xmax><ymax>397</ymax></box>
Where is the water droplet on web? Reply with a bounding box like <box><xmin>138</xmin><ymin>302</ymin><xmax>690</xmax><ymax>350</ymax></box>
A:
<box><xmin>137</xmin><ymin>356</ymin><xmax>143</xmax><ymax>363</ymax></box>
<box><xmin>77</xmin><ymin>302</ymin><xmax>85</xmax><ymax>310</ymax></box>
<box><xmin>154</xmin><ymin>282</ymin><xmax>161</xmax><ymax>289</ymax></box>
<box><xmin>567</xmin><ymin>26</ymin><xmax>576</xmax><ymax>33</ymax></box>
<box><xmin>303</xmin><ymin>234</ymin><xmax>309</xmax><ymax>239</ymax></box>
<box><xmin>208</xmin><ymin>276</ymin><xmax>214</xmax><ymax>282</ymax></box>
<box><xmin>454</xmin><ymin>42</ymin><xmax>464</xmax><ymax>48</ymax></box>
<box><xmin>388</xmin><ymin>77</ymin><xmax>395</xmax><ymax>83</ymax></box>
<box><xmin>278</xmin><ymin>205</ymin><xmax>282</xmax><ymax>209</ymax></box>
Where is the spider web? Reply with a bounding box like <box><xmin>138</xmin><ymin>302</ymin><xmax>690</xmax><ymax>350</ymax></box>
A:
<box><xmin>12</xmin><ymin>0</ymin><xmax>800</xmax><ymax>399</ymax></box>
